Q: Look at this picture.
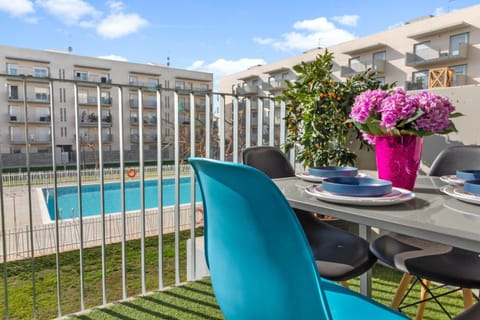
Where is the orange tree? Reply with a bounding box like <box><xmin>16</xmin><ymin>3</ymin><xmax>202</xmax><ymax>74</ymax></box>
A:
<box><xmin>279</xmin><ymin>50</ymin><xmax>393</xmax><ymax>168</ymax></box>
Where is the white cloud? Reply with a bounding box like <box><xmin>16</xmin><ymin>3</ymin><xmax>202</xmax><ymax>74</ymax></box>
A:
<box><xmin>97</xmin><ymin>12</ymin><xmax>148</xmax><ymax>38</ymax></box>
<box><xmin>252</xmin><ymin>37</ymin><xmax>274</xmax><ymax>45</ymax></box>
<box><xmin>187</xmin><ymin>58</ymin><xmax>267</xmax><ymax>78</ymax></box>
<box><xmin>36</xmin><ymin>0</ymin><xmax>100</xmax><ymax>26</ymax></box>
<box><xmin>34</xmin><ymin>0</ymin><xmax>148</xmax><ymax>39</ymax></box>
<box><xmin>254</xmin><ymin>16</ymin><xmax>356</xmax><ymax>51</ymax></box>
<box><xmin>332</xmin><ymin>15</ymin><xmax>359</xmax><ymax>27</ymax></box>
<box><xmin>0</xmin><ymin>0</ymin><xmax>34</xmax><ymax>17</ymax></box>
<box><xmin>293</xmin><ymin>17</ymin><xmax>335</xmax><ymax>32</ymax></box>
<box><xmin>107</xmin><ymin>0</ymin><xmax>124</xmax><ymax>13</ymax></box>
<box><xmin>434</xmin><ymin>7</ymin><xmax>446</xmax><ymax>16</ymax></box>
<box><xmin>97</xmin><ymin>54</ymin><xmax>128</xmax><ymax>62</ymax></box>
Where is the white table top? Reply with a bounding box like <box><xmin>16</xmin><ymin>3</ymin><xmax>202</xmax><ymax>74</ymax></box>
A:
<box><xmin>274</xmin><ymin>176</ymin><xmax>480</xmax><ymax>252</ymax></box>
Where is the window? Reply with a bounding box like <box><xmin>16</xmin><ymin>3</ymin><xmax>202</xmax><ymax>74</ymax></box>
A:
<box><xmin>412</xmin><ymin>70</ymin><xmax>429</xmax><ymax>89</ymax></box>
<box><xmin>372</xmin><ymin>51</ymin><xmax>386</xmax><ymax>71</ymax></box>
<box><xmin>7</xmin><ymin>63</ymin><xmax>18</xmax><ymax>75</ymax></box>
<box><xmin>34</xmin><ymin>67</ymin><xmax>49</xmax><ymax>78</ymax></box>
<box><xmin>78</xmin><ymin>90</ymin><xmax>88</xmax><ymax>104</ymax></box>
<box><xmin>414</xmin><ymin>41</ymin><xmax>431</xmax><ymax>60</ymax></box>
<box><xmin>198</xmin><ymin>83</ymin><xmax>209</xmax><ymax>90</ymax></box>
<box><xmin>11</xmin><ymin>147</ymin><xmax>21</xmax><ymax>154</ymax></box>
<box><xmin>281</xmin><ymin>72</ymin><xmax>289</xmax><ymax>80</ymax></box>
<box><xmin>450</xmin><ymin>32</ymin><xmax>469</xmax><ymax>56</ymax></box>
<box><xmin>9</xmin><ymin>105</ymin><xmax>20</xmax><ymax>121</ymax></box>
<box><xmin>129</xmin><ymin>76</ymin><xmax>138</xmax><ymax>85</ymax></box>
<box><xmin>349</xmin><ymin>57</ymin><xmax>363</xmax><ymax>72</ymax></box>
<box><xmin>449</xmin><ymin>64</ymin><xmax>467</xmax><ymax>86</ymax></box>
<box><xmin>175</xmin><ymin>81</ymin><xmax>185</xmax><ymax>90</ymax></box>
<box><xmin>130</xmin><ymin>112</ymin><xmax>138</xmax><ymax>123</ymax></box>
<box><xmin>147</xmin><ymin>78</ymin><xmax>158</xmax><ymax>87</ymax></box>
<box><xmin>100</xmin><ymin>73</ymin><xmax>110</xmax><ymax>83</ymax></box>
<box><xmin>101</xmin><ymin>91</ymin><xmax>111</xmax><ymax>104</ymax></box>
<box><xmin>75</xmin><ymin>70</ymin><xmax>88</xmax><ymax>81</ymax></box>
<box><xmin>35</xmin><ymin>87</ymin><xmax>49</xmax><ymax>101</ymax></box>
<box><xmin>8</xmin><ymin>85</ymin><xmax>19</xmax><ymax>99</ymax></box>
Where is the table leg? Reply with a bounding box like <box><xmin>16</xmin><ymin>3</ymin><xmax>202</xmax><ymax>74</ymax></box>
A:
<box><xmin>359</xmin><ymin>224</ymin><xmax>372</xmax><ymax>297</ymax></box>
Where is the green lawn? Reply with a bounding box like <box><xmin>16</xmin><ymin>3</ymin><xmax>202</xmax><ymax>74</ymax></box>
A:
<box><xmin>0</xmin><ymin>228</ymin><xmax>203</xmax><ymax>319</ymax></box>
<box><xmin>68</xmin><ymin>265</ymin><xmax>463</xmax><ymax>320</ymax></box>
<box><xmin>70</xmin><ymin>266</ymin><xmax>466</xmax><ymax>320</ymax></box>
<box><xmin>0</xmin><ymin>227</ymin><xmax>467</xmax><ymax>319</ymax></box>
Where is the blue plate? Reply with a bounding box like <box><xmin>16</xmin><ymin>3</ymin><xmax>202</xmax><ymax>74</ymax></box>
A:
<box><xmin>464</xmin><ymin>179</ymin><xmax>480</xmax><ymax>196</ymax></box>
<box><xmin>456</xmin><ymin>170</ymin><xmax>480</xmax><ymax>181</ymax></box>
<box><xmin>308</xmin><ymin>166</ymin><xmax>358</xmax><ymax>178</ymax></box>
<box><xmin>322</xmin><ymin>177</ymin><xmax>392</xmax><ymax>197</ymax></box>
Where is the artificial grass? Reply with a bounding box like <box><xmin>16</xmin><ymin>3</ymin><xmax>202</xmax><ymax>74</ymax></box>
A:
<box><xmin>0</xmin><ymin>228</ymin><xmax>203</xmax><ymax>319</ymax></box>
<box><xmin>70</xmin><ymin>265</ymin><xmax>466</xmax><ymax>320</ymax></box>
<box><xmin>0</xmin><ymin>227</ymin><xmax>468</xmax><ymax>319</ymax></box>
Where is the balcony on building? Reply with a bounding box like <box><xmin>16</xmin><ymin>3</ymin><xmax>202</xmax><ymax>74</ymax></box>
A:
<box><xmin>129</xmin><ymin>97</ymin><xmax>156</xmax><ymax>108</ymax></box>
<box><xmin>235</xmin><ymin>74</ymin><xmax>261</xmax><ymax>95</ymax></box>
<box><xmin>263</xmin><ymin>67</ymin><xmax>291</xmax><ymax>92</ymax></box>
<box><xmin>341</xmin><ymin>43</ymin><xmax>387</xmax><ymax>77</ymax></box>
<box><xmin>78</xmin><ymin>96</ymin><xmax>112</xmax><ymax>106</ymax></box>
<box><xmin>74</xmin><ymin>65</ymin><xmax>112</xmax><ymax>84</ymax></box>
<box><xmin>405</xmin><ymin>42</ymin><xmax>469</xmax><ymax>68</ymax></box>
<box><xmin>10</xmin><ymin>134</ymin><xmax>51</xmax><ymax>144</ymax></box>
<box><xmin>79</xmin><ymin>112</ymin><xmax>113</xmax><ymax>127</ymax></box>
<box><xmin>78</xmin><ymin>134</ymin><xmax>113</xmax><ymax>144</ymax></box>
<box><xmin>6</xmin><ymin>60</ymin><xmax>51</xmax><ymax>81</ymax></box>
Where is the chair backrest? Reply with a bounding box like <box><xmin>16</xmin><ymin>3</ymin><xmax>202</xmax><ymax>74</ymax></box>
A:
<box><xmin>241</xmin><ymin>146</ymin><xmax>295</xmax><ymax>179</ymax></box>
<box><xmin>188</xmin><ymin>157</ymin><xmax>331</xmax><ymax>320</ymax></box>
<box><xmin>428</xmin><ymin>145</ymin><xmax>480</xmax><ymax>176</ymax></box>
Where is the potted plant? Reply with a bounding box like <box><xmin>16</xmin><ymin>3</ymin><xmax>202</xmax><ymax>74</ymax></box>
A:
<box><xmin>279</xmin><ymin>50</ymin><xmax>394</xmax><ymax>169</ymax></box>
<box><xmin>348</xmin><ymin>88</ymin><xmax>461</xmax><ymax>189</ymax></box>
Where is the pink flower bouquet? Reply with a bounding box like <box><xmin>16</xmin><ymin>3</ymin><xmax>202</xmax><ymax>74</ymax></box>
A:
<box><xmin>349</xmin><ymin>88</ymin><xmax>462</xmax><ymax>144</ymax></box>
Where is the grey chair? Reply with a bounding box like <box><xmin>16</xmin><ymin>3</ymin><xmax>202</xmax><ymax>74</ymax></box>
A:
<box><xmin>370</xmin><ymin>145</ymin><xmax>480</xmax><ymax>319</ymax></box>
<box><xmin>241</xmin><ymin>146</ymin><xmax>377</xmax><ymax>282</ymax></box>
<box><xmin>428</xmin><ymin>145</ymin><xmax>480</xmax><ymax>176</ymax></box>
<box><xmin>453</xmin><ymin>303</ymin><xmax>480</xmax><ymax>320</ymax></box>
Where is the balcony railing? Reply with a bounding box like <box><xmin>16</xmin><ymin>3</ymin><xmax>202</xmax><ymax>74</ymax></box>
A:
<box><xmin>340</xmin><ymin>59</ymin><xmax>385</xmax><ymax>77</ymax></box>
<box><xmin>0</xmin><ymin>74</ymin><xmax>290</xmax><ymax>319</ymax></box>
<box><xmin>405</xmin><ymin>43</ymin><xmax>469</xmax><ymax>68</ymax></box>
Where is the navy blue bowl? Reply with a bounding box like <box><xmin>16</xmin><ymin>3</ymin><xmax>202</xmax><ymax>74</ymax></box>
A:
<box><xmin>464</xmin><ymin>179</ymin><xmax>480</xmax><ymax>196</ymax></box>
<box><xmin>322</xmin><ymin>177</ymin><xmax>392</xmax><ymax>197</ymax></box>
<box><xmin>308</xmin><ymin>166</ymin><xmax>358</xmax><ymax>178</ymax></box>
<box><xmin>456</xmin><ymin>170</ymin><xmax>480</xmax><ymax>181</ymax></box>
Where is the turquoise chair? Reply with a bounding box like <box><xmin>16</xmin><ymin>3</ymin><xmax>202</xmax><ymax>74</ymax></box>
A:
<box><xmin>189</xmin><ymin>157</ymin><xmax>408</xmax><ymax>320</ymax></box>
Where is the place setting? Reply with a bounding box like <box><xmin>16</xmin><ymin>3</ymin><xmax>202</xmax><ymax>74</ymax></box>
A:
<box><xmin>296</xmin><ymin>165</ymin><xmax>366</xmax><ymax>183</ymax></box>
<box><xmin>301</xmin><ymin>166</ymin><xmax>415</xmax><ymax>206</ymax></box>
<box><xmin>440</xmin><ymin>169</ymin><xmax>480</xmax><ymax>205</ymax></box>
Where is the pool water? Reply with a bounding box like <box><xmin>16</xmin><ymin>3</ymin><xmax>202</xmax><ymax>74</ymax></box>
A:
<box><xmin>43</xmin><ymin>178</ymin><xmax>201</xmax><ymax>220</ymax></box>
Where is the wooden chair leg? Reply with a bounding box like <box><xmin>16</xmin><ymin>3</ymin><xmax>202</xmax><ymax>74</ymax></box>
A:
<box><xmin>415</xmin><ymin>279</ymin><xmax>430</xmax><ymax>320</ymax></box>
<box><xmin>340</xmin><ymin>280</ymin><xmax>349</xmax><ymax>288</ymax></box>
<box><xmin>392</xmin><ymin>273</ymin><xmax>413</xmax><ymax>309</ymax></box>
<box><xmin>462</xmin><ymin>288</ymin><xmax>474</xmax><ymax>309</ymax></box>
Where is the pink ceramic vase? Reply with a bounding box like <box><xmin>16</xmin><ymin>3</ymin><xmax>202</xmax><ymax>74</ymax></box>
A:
<box><xmin>375</xmin><ymin>135</ymin><xmax>423</xmax><ymax>191</ymax></box>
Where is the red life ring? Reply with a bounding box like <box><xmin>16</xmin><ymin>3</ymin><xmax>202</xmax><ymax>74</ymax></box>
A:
<box><xmin>127</xmin><ymin>168</ymin><xmax>136</xmax><ymax>178</ymax></box>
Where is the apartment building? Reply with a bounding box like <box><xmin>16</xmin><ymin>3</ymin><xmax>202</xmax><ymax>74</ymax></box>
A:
<box><xmin>0</xmin><ymin>45</ymin><xmax>213</xmax><ymax>164</ymax></box>
<box><xmin>220</xmin><ymin>4</ymin><xmax>480</xmax><ymax>94</ymax></box>
<box><xmin>218</xmin><ymin>4</ymin><xmax>480</xmax><ymax>158</ymax></box>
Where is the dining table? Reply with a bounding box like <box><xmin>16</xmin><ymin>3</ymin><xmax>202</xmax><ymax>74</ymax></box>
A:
<box><xmin>274</xmin><ymin>175</ymin><xmax>480</xmax><ymax>296</ymax></box>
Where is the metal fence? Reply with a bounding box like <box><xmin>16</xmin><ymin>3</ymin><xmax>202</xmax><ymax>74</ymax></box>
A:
<box><xmin>0</xmin><ymin>74</ymin><xmax>288</xmax><ymax>319</ymax></box>
<box><xmin>0</xmin><ymin>165</ymin><xmax>192</xmax><ymax>187</ymax></box>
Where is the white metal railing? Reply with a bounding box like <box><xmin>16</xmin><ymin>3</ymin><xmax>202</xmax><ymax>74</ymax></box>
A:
<box><xmin>0</xmin><ymin>74</ymin><xmax>287</xmax><ymax>319</ymax></box>
<box><xmin>0</xmin><ymin>165</ymin><xmax>191</xmax><ymax>187</ymax></box>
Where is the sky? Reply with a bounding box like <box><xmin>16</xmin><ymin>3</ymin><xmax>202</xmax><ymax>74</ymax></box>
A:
<box><xmin>1</xmin><ymin>0</ymin><xmax>479</xmax><ymax>81</ymax></box>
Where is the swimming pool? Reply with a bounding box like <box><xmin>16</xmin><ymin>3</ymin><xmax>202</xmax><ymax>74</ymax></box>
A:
<box><xmin>42</xmin><ymin>178</ymin><xmax>201</xmax><ymax>220</ymax></box>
